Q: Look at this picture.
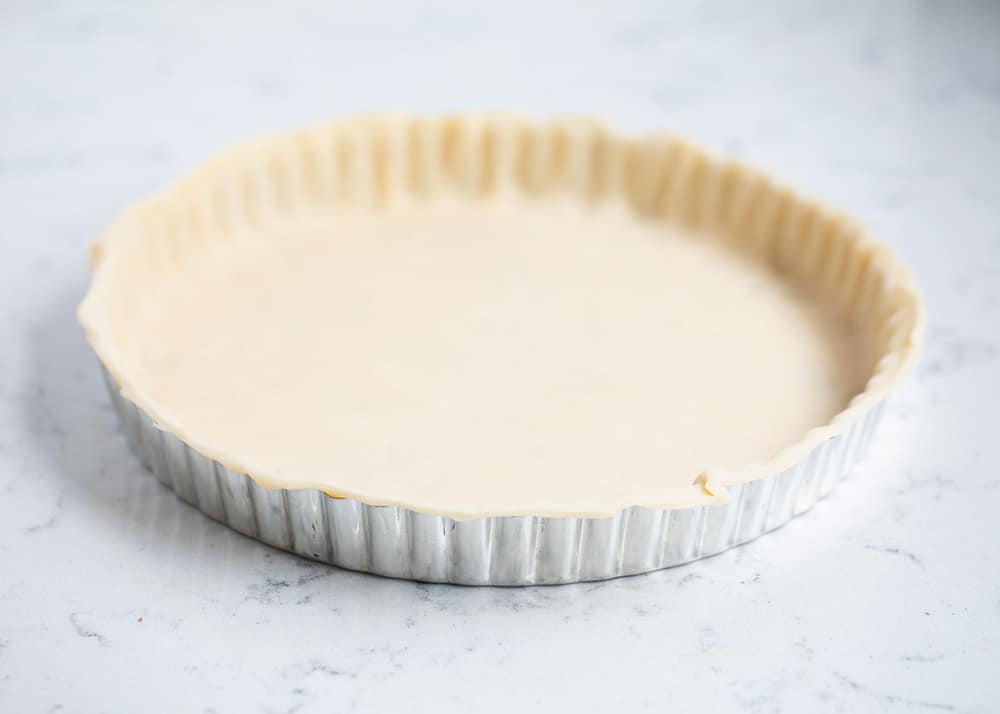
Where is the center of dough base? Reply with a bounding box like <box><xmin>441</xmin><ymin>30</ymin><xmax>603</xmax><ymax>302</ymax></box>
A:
<box><xmin>124</xmin><ymin>197</ymin><xmax>866</xmax><ymax>516</ymax></box>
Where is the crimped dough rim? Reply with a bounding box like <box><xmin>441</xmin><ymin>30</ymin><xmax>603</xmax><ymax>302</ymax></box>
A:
<box><xmin>78</xmin><ymin>114</ymin><xmax>924</xmax><ymax>518</ymax></box>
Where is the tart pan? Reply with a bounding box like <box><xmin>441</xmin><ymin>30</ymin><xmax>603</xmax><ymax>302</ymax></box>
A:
<box><xmin>81</xmin><ymin>115</ymin><xmax>923</xmax><ymax>584</ymax></box>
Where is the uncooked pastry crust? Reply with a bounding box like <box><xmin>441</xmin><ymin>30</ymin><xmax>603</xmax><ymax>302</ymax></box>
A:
<box><xmin>78</xmin><ymin>115</ymin><xmax>924</xmax><ymax>518</ymax></box>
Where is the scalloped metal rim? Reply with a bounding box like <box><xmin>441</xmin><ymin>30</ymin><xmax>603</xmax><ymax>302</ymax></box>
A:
<box><xmin>102</xmin><ymin>365</ymin><xmax>885</xmax><ymax>585</ymax></box>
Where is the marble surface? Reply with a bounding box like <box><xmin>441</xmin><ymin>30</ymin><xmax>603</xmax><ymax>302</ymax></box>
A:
<box><xmin>2</xmin><ymin>1</ymin><xmax>999</xmax><ymax>712</ymax></box>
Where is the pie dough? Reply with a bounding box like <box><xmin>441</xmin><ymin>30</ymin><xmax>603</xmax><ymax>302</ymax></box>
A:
<box><xmin>78</xmin><ymin>116</ymin><xmax>922</xmax><ymax>518</ymax></box>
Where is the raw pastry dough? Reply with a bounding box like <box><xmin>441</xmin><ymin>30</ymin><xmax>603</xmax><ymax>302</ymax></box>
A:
<box><xmin>79</xmin><ymin>117</ymin><xmax>922</xmax><ymax>517</ymax></box>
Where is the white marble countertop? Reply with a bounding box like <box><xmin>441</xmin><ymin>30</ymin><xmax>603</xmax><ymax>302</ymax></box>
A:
<box><xmin>2</xmin><ymin>1</ymin><xmax>998</xmax><ymax>712</ymax></box>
